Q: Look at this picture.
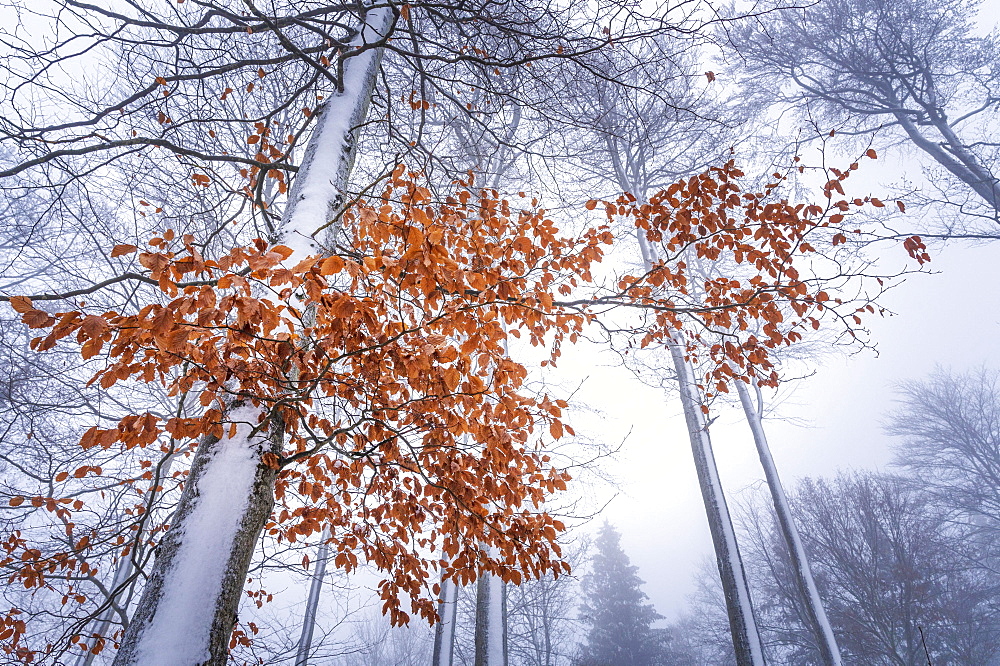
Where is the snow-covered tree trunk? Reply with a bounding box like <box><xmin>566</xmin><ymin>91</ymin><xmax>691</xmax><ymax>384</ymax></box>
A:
<box><xmin>634</xmin><ymin>223</ymin><xmax>763</xmax><ymax>665</ymax></box>
<box><xmin>735</xmin><ymin>379</ymin><xmax>841</xmax><ymax>666</ymax></box>
<box><xmin>279</xmin><ymin>7</ymin><xmax>392</xmax><ymax>253</ymax></box>
<box><xmin>431</xmin><ymin>575</ymin><xmax>459</xmax><ymax>666</ymax></box>
<box><xmin>667</xmin><ymin>342</ymin><xmax>764</xmax><ymax>665</ymax></box>
<box><xmin>112</xmin><ymin>10</ymin><xmax>391</xmax><ymax>665</ymax></box>
<box><xmin>294</xmin><ymin>530</ymin><xmax>331</xmax><ymax>666</ymax></box>
<box><xmin>113</xmin><ymin>404</ymin><xmax>282</xmax><ymax>666</ymax></box>
<box><xmin>474</xmin><ymin>572</ymin><xmax>508</xmax><ymax>666</ymax></box>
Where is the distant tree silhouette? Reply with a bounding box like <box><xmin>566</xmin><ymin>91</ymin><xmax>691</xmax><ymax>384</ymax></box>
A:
<box><xmin>577</xmin><ymin>523</ymin><xmax>665</xmax><ymax>666</ymax></box>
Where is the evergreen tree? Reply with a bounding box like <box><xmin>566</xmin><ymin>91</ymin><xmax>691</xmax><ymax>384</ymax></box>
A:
<box><xmin>577</xmin><ymin>523</ymin><xmax>666</xmax><ymax>666</ymax></box>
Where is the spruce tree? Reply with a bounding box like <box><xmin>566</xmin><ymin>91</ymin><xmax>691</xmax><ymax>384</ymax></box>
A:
<box><xmin>578</xmin><ymin>523</ymin><xmax>666</xmax><ymax>666</ymax></box>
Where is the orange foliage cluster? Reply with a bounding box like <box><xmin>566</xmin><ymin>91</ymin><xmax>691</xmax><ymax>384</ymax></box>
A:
<box><xmin>591</xmin><ymin>158</ymin><xmax>902</xmax><ymax>396</ymax></box>
<box><xmin>1</xmin><ymin>159</ymin><xmax>910</xmax><ymax>658</ymax></box>
<box><xmin>5</xmin><ymin>167</ymin><xmax>609</xmax><ymax>647</ymax></box>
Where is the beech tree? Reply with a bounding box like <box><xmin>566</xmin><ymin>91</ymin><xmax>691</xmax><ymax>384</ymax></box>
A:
<box><xmin>0</xmin><ymin>1</ymin><xmax>919</xmax><ymax>664</ymax></box>
<box><xmin>0</xmin><ymin>0</ymin><xmax>654</xmax><ymax>662</ymax></box>
<box><xmin>561</xmin><ymin>38</ymin><xmax>886</xmax><ymax>663</ymax></box>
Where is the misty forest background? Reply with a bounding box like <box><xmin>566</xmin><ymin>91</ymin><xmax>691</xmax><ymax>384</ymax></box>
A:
<box><xmin>2</xmin><ymin>0</ymin><xmax>1000</xmax><ymax>664</ymax></box>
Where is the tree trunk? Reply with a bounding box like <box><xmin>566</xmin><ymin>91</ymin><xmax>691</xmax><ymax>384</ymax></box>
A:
<box><xmin>113</xmin><ymin>405</ymin><xmax>282</xmax><ymax>666</ymax></box>
<box><xmin>75</xmin><ymin>550</ymin><xmax>133</xmax><ymax>666</ymax></box>
<box><xmin>431</xmin><ymin>575</ymin><xmax>459</xmax><ymax>666</ymax></box>
<box><xmin>111</xmin><ymin>8</ymin><xmax>391</xmax><ymax>664</ymax></box>
<box><xmin>894</xmin><ymin>111</ymin><xmax>1000</xmax><ymax>214</ymax></box>
<box><xmin>736</xmin><ymin>379</ymin><xmax>841</xmax><ymax>666</ymax></box>
<box><xmin>294</xmin><ymin>530</ymin><xmax>331</xmax><ymax>666</ymax></box>
<box><xmin>76</xmin><ymin>452</ymin><xmax>184</xmax><ymax>666</ymax></box>
<box><xmin>279</xmin><ymin>7</ymin><xmax>392</xmax><ymax>250</ymax></box>
<box><xmin>633</xmin><ymin>228</ymin><xmax>764</xmax><ymax>665</ymax></box>
<box><xmin>474</xmin><ymin>572</ymin><xmax>508</xmax><ymax>666</ymax></box>
<box><xmin>667</xmin><ymin>341</ymin><xmax>765</xmax><ymax>665</ymax></box>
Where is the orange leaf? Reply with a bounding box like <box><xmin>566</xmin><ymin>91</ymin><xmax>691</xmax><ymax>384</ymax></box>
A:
<box><xmin>9</xmin><ymin>295</ymin><xmax>32</xmax><ymax>313</ymax></box>
<box><xmin>111</xmin><ymin>244</ymin><xmax>137</xmax><ymax>257</ymax></box>
<box><xmin>270</xmin><ymin>245</ymin><xmax>294</xmax><ymax>260</ymax></box>
<box><xmin>320</xmin><ymin>255</ymin><xmax>345</xmax><ymax>275</ymax></box>
<box><xmin>23</xmin><ymin>310</ymin><xmax>55</xmax><ymax>329</ymax></box>
<box><xmin>8</xmin><ymin>496</ymin><xmax>24</xmax><ymax>507</ymax></box>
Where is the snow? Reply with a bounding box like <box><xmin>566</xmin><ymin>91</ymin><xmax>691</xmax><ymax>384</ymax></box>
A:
<box><xmin>281</xmin><ymin>7</ymin><xmax>392</xmax><ymax>259</ymax></box>
<box><xmin>133</xmin><ymin>404</ymin><xmax>264</xmax><ymax>666</ymax></box>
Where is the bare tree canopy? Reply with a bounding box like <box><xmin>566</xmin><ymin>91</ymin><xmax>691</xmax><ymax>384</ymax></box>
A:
<box><xmin>729</xmin><ymin>0</ymin><xmax>1000</xmax><ymax>237</ymax></box>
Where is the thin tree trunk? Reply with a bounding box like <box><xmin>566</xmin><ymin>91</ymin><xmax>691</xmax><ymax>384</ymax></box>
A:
<box><xmin>431</xmin><ymin>575</ymin><xmax>459</xmax><ymax>666</ymax></box>
<box><xmin>474</xmin><ymin>572</ymin><xmax>508</xmax><ymax>666</ymax></box>
<box><xmin>667</xmin><ymin>341</ymin><xmax>765</xmax><ymax>665</ymax></box>
<box><xmin>633</xmin><ymin>229</ymin><xmax>764</xmax><ymax>665</ymax></box>
<box><xmin>75</xmin><ymin>550</ymin><xmax>133</xmax><ymax>666</ymax></box>
<box><xmin>294</xmin><ymin>529</ymin><xmax>331</xmax><ymax>666</ymax></box>
<box><xmin>735</xmin><ymin>379</ymin><xmax>841</xmax><ymax>666</ymax></box>
<box><xmin>112</xmin><ymin>9</ymin><xmax>390</xmax><ymax>664</ymax></box>
<box><xmin>77</xmin><ymin>452</ymin><xmax>183</xmax><ymax>666</ymax></box>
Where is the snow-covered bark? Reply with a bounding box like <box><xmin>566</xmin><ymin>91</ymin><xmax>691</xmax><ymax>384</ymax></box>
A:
<box><xmin>667</xmin><ymin>342</ymin><xmax>765</xmax><ymax>666</ymax></box>
<box><xmin>735</xmin><ymin>379</ymin><xmax>841</xmax><ymax>666</ymax></box>
<box><xmin>474</xmin><ymin>572</ymin><xmax>508</xmax><ymax>666</ymax></box>
<box><xmin>280</xmin><ymin>7</ymin><xmax>392</xmax><ymax>255</ymax></box>
<box><xmin>113</xmin><ymin>404</ymin><xmax>280</xmax><ymax>666</ymax></box>
<box><xmin>113</xmin><ymin>9</ymin><xmax>391</xmax><ymax>665</ymax></box>
<box><xmin>634</xmin><ymin>229</ymin><xmax>763</xmax><ymax>665</ymax></box>
<box><xmin>294</xmin><ymin>529</ymin><xmax>331</xmax><ymax>666</ymax></box>
<box><xmin>432</xmin><ymin>575</ymin><xmax>459</xmax><ymax>666</ymax></box>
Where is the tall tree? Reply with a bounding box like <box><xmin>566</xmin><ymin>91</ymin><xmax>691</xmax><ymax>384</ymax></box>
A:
<box><xmin>577</xmin><ymin>523</ymin><xmax>664</xmax><ymax>666</ymax></box>
<box><xmin>735</xmin><ymin>378</ymin><xmax>841</xmax><ymax>665</ymax></box>
<box><xmin>0</xmin><ymin>0</ymin><xmax>658</xmax><ymax>662</ymax></box>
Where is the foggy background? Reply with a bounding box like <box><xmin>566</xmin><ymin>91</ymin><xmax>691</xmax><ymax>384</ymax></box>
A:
<box><xmin>563</xmin><ymin>1</ymin><xmax>1000</xmax><ymax>622</ymax></box>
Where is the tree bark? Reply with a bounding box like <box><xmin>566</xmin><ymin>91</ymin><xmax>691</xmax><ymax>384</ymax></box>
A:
<box><xmin>294</xmin><ymin>530</ymin><xmax>331</xmax><ymax>666</ymax></box>
<box><xmin>432</xmin><ymin>575</ymin><xmax>459</xmax><ymax>666</ymax></box>
<box><xmin>474</xmin><ymin>572</ymin><xmax>508</xmax><ymax>666</ymax></box>
<box><xmin>667</xmin><ymin>341</ymin><xmax>765</xmax><ymax>665</ymax></box>
<box><xmin>111</xmin><ymin>8</ymin><xmax>391</xmax><ymax>664</ymax></box>
<box><xmin>632</xmin><ymin>227</ymin><xmax>764</xmax><ymax>665</ymax></box>
<box><xmin>736</xmin><ymin>379</ymin><xmax>841</xmax><ymax>666</ymax></box>
<box><xmin>113</xmin><ymin>406</ymin><xmax>282</xmax><ymax>666</ymax></box>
